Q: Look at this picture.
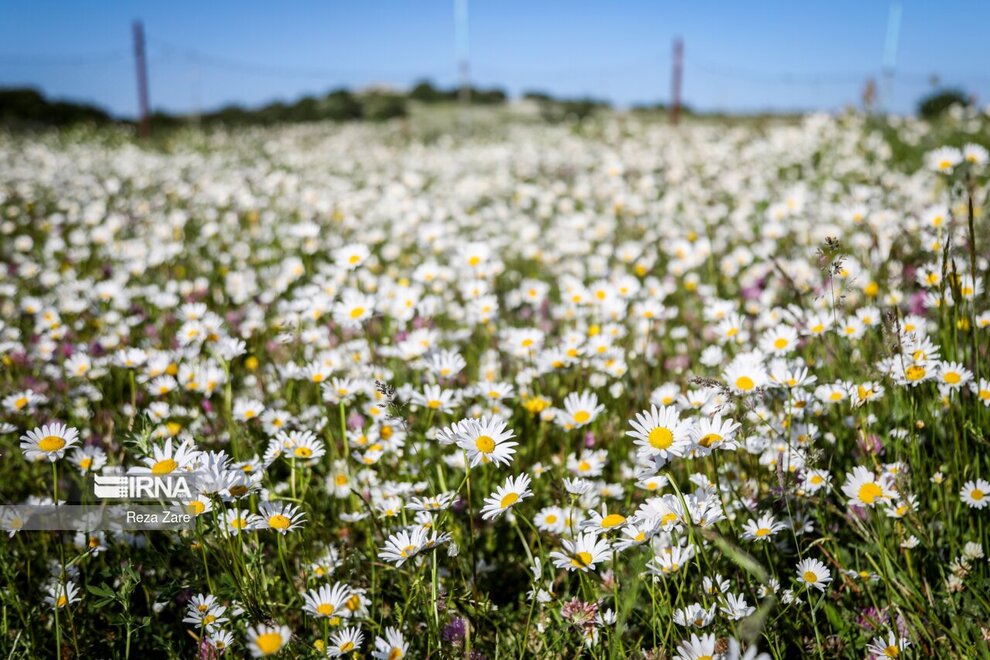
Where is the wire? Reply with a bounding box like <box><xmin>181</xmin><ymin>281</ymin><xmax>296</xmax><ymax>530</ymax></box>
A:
<box><xmin>146</xmin><ymin>35</ymin><xmax>423</xmax><ymax>80</ymax></box>
<box><xmin>0</xmin><ymin>50</ymin><xmax>130</xmax><ymax>66</ymax></box>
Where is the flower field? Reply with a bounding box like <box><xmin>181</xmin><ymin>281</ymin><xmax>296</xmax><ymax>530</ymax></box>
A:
<box><xmin>2</xmin><ymin>111</ymin><xmax>989</xmax><ymax>659</ymax></box>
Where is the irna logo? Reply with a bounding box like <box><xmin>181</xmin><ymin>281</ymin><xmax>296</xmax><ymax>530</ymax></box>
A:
<box><xmin>94</xmin><ymin>475</ymin><xmax>194</xmax><ymax>500</ymax></box>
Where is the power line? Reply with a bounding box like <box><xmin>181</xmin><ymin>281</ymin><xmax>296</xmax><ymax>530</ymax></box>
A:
<box><xmin>0</xmin><ymin>50</ymin><xmax>130</xmax><ymax>66</ymax></box>
<box><xmin>145</xmin><ymin>35</ymin><xmax>423</xmax><ymax>80</ymax></box>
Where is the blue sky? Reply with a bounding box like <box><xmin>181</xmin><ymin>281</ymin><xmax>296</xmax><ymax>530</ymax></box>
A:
<box><xmin>1</xmin><ymin>1</ymin><xmax>988</xmax><ymax>117</ymax></box>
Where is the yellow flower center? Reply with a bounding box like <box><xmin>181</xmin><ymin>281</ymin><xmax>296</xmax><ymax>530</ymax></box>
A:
<box><xmin>255</xmin><ymin>631</ymin><xmax>284</xmax><ymax>655</ymax></box>
<box><xmin>803</xmin><ymin>570</ymin><xmax>818</xmax><ymax>583</ymax></box>
<box><xmin>500</xmin><ymin>492</ymin><xmax>519</xmax><ymax>508</ymax></box>
<box><xmin>884</xmin><ymin>645</ymin><xmax>900</xmax><ymax>657</ymax></box>
<box><xmin>905</xmin><ymin>365</ymin><xmax>926</xmax><ymax>381</ymax></box>
<box><xmin>858</xmin><ymin>482</ymin><xmax>883</xmax><ymax>504</ymax></box>
<box><xmin>340</xmin><ymin>641</ymin><xmax>355</xmax><ymax>652</ymax></box>
<box><xmin>294</xmin><ymin>447</ymin><xmax>313</xmax><ymax>458</ymax></box>
<box><xmin>475</xmin><ymin>435</ymin><xmax>495</xmax><ymax>453</ymax></box>
<box><xmin>571</xmin><ymin>551</ymin><xmax>593</xmax><ymax>568</ymax></box>
<box><xmin>573</xmin><ymin>410</ymin><xmax>591</xmax><ymax>424</ymax></box>
<box><xmin>349</xmin><ymin>307</ymin><xmax>365</xmax><ymax>319</ymax></box>
<box><xmin>773</xmin><ymin>338</ymin><xmax>788</xmax><ymax>350</ymax></box>
<box><xmin>427</xmin><ymin>399</ymin><xmax>442</xmax><ymax>409</ymax></box>
<box><xmin>648</xmin><ymin>426</ymin><xmax>673</xmax><ymax>450</ymax></box>
<box><xmin>736</xmin><ymin>376</ymin><xmax>755</xmax><ymax>391</ymax></box>
<box><xmin>38</xmin><ymin>435</ymin><xmax>66</xmax><ymax>452</ymax></box>
<box><xmin>943</xmin><ymin>372</ymin><xmax>961</xmax><ymax>384</ymax></box>
<box><xmin>698</xmin><ymin>433</ymin><xmax>721</xmax><ymax>448</ymax></box>
<box><xmin>601</xmin><ymin>513</ymin><xmax>625</xmax><ymax>528</ymax></box>
<box><xmin>755</xmin><ymin>527</ymin><xmax>770</xmax><ymax>537</ymax></box>
<box><xmin>151</xmin><ymin>458</ymin><xmax>178</xmax><ymax>474</ymax></box>
<box><xmin>268</xmin><ymin>514</ymin><xmax>291</xmax><ymax>530</ymax></box>
<box><xmin>971</xmin><ymin>489</ymin><xmax>985</xmax><ymax>501</ymax></box>
<box><xmin>14</xmin><ymin>397</ymin><xmax>28</xmax><ymax>409</ymax></box>
<box><xmin>317</xmin><ymin>603</ymin><xmax>335</xmax><ymax>616</ymax></box>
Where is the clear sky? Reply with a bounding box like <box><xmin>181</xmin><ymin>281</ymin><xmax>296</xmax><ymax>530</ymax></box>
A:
<box><xmin>1</xmin><ymin>1</ymin><xmax>988</xmax><ymax>117</ymax></box>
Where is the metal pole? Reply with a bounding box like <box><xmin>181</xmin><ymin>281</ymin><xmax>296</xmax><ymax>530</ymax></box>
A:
<box><xmin>132</xmin><ymin>20</ymin><xmax>150</xmax><ymax>137</ymax></box>
<box><xmin>671</xmin><ymin>37</ymin><xmax>683</xmax><ymax>125</ymax></box>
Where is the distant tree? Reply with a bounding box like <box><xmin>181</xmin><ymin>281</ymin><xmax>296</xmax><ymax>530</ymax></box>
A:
<box><xmin>323</xmin><ymin>89</ymin><xmax>362</xmax><ymax>120</ymax></box>
<box><xmin>359</xmin><ymin>93</ymin><xmax>407</xmax><ymax>121</ymax></box>
<box><xmin>470</xmin><ymin>87</ymin><xmax>507</xmax><ymax>105</ymax></box>
<box><xmin>918</xmin><ymin>88</ymin><xmax>970</xmax><ymax>119</ymax></box>
<box><xmin>409</xmin><ymin>80</ymin><xmax>450</xmax><ymax>103</ymax></box>
<box><xmin>203</xmin><ymin>104</ymin><xmax>252</xmax><ymax>126</ymax></box>
<box><xmin>522</xmin><ymin>90</ymin><xmax>554</xmax><ymax>103</ymax></box>
<box><xmin>0</xmin><ymin>87</ymin><xmax>111</xmax><ymax>127</ymax></box>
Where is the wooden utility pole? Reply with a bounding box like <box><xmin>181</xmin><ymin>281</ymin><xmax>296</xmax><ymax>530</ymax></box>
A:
<box><xmin>671</xmin><ymin>36</ymin><xmax>683</xmax><ymax>125</ymax></box>
<box><xmin>132</xmin><ymin>20</ymin><xmax>150</xmax><ymax>138</ymax></box>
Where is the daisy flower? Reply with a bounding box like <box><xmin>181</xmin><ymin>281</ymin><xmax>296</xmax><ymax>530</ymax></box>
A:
<box><xmin>4</xmin><ymin>390</ymin><xmax>45</xmax><ymax>414</ymax></box>
<box><xmin>333</xmin><ymin>290</ymin><xmax>375</xmax><ymax>328</ymax></box>
<box><xmin>927</xmin><ymin>146</ymin><xmax>962</xmax><ymax>172</ymax></box>
<box><xmin>534</xmin><ymin>506</ymin><xmax>567</xmax><ymax>534</ymax></box>
<box><xmin>328</xmin><ymin>626</ymin><xmax>364</xmax><ymax>656</ymax></box>
<box><xmin>183</xmin><ymin>593</ymin><xmax>228</xmax><ymax>629</ymax></box>
<box><xmin>246</xmin><ymin>623</ymin><xmax>291</xmax><ymax>657</ymax></box>
<box><xmin>691</xmin><ymin>414</ymin><xmax>742</xmax><ymax>454</ymax></box>
<box><xmin>675</xmin><ymin>633</ymin><xmax>716</xmax><ymax>660</ymax></box>
<box><xmin>206</xmin><ymin>630</ymin><xmax>235</xmax><ymax>652</ymax></box>
<box><xmin>581</xmin><ymin>505</ymin><xmax>629</xmax><ymax>533</ymax></box>
<box><xmin>842</xmin><ymin>466</ymin><xmax>893</xmax><ymax>508</ymax></box>
<box><xmin>234</xmin><ymin>398</ymin><xmax>266</xmax><ymax>422</ymax></box>
<box><xmin>257</xmin><ymin>501</ymin><xmax>306</xmax><ymax>534</ymax></box>
<box><xmin>866</xmin><ymin>631</ymin><xmax>910</xmax><ymax>659</ymax></box>
<box><xmin>549</xmin><ymin>532</ymin><xmax>612</xmax><ymax>573</ymax></box>
<box><xmin>371</xmin><ymin>626</ymin><xmax>408</xmax><ymax>660</ymax></box>
<box><xmin>673</xmin><ymin>602</ymin><xmax>715</xmax><ymax>628</ymax></box>
<box><xmin>481</xmin><ymin>473</ymin><xmax>533</xmax><ymax>520</ymax></box>
<box><xmin>335</xmin><ymin>243</ymin><xmax>370</xmax><ymax>270</ymax></box>
<box><xmin>561</xmin><ymin>390</ymin><xmax>605</xmax><ymax>428</ymax></box>
<box><xmin>626</xmin><ymin>405</ymin><xmax>691</xmax><ymax>462</ymax></box>
<box><xmin>455</xmin><ymin>415</ymin><xmax>518</xmax><ymax>467</ymax></box>
<box><xmin>742</xmin><ymin>513</ymin><xmax>787</xmax><ymax>542</ymax></box>
<box><xmin>960</xmin><ymin>479</ymin><xmax>990</xmax><ymax>509</ymax></box>
<box><xmin>723</xmin><ymin>356</ymin><xmax>769</xmax><ymax>394</ymax></box>
<box><xmin>44</xmin><ymin>580</ymin><xmax>81</xmax><ymax>609</ymax></box>
<box><xmin>410</xmin><ymin>383</ymin><xmax>456</xmax><ymax>413</ymax></box>
<box><xmin>802</xmin><ymin>469</ymin><xmax>832</xmax><ymax>494</ymax></box>
<box><xmin>302</xmin><ymin>582</ymin><xmax>352</xmax><ymax>619</ymax></box>
<box><xmin>971</xmin><ymin>379</ymin><xmax>990</xmax><ymax>406</ymax></box>
<box><xmin>131</xmin><ymin>437</ymin><xmax>200</xmax><ymax>475</ymax></box>
<box><xmin>938</xmin><ymin>361</ymin><xmax>972</xmax><ymax>390</ymax></box>
<box><xmin>378</xmin><ymin>528</ymin><xmax>428</xmax><ymax>566</ymax></box>
<box><xmin>795</xmin><ymin>557</ymin><xmax>832</xmax><ymax>592</ymax></box>
<box><xmin>224</xmin><ymin>509</ymin><xmax>258</xmax><ymax>536</ymax></box>
<box><xmin>19</xmin><ymin>423</ymin><xmax>80</xmax><ymax>462</ymax></box>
